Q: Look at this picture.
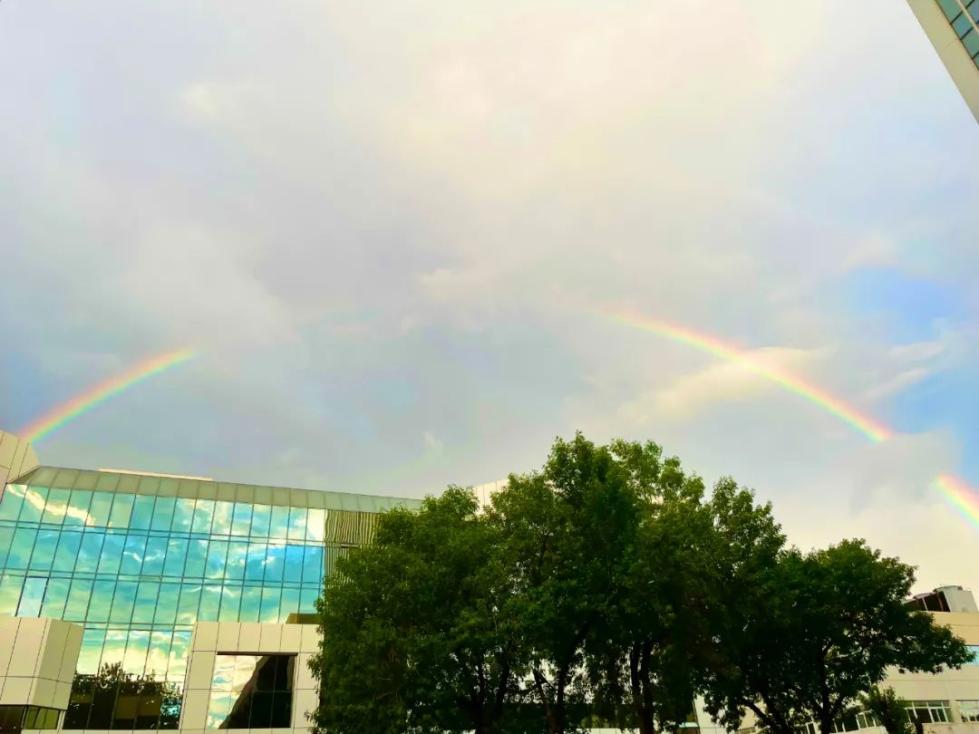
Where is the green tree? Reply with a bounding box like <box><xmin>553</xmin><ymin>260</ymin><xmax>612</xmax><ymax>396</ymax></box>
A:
<box><xmin>583</xmin><ymin>446</ymin><xmax>717</xmax><ymax>734</ymax></box>
<box><xmin>490</xmin><ymin>434</ymin><xmax>647</xmax><ymax>734</ymax></box>
<box><xmin>859</xmin><ymin>686</ymin><xmax>912</xmax><ymax>734</ymax></box>
<box><xmin>310</xmin><ymin>488</ymin><xmax>521</xmax><ymax>734</ymax></box>
<box><xmin>702</xmin><ymin>539</ymin><xmax>971</xmax><ymax>734</ymax></box>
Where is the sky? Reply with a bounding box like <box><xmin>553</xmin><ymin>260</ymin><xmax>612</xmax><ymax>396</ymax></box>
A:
<box><xmin>1</xmin><ymin>0</ymin><xmax>978</xmax><ymax>594</ymax></box>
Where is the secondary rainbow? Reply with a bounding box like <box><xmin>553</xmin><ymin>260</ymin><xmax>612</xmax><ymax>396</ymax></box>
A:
<box><xmin>21</xmin><ymin>349</ymin><xmax>196</xmax><ymax>443</ymax></box>
<box><xmin>607</xmin><ymin>308</ymin><xmax>979</xmax><ymax>521</ymax></box>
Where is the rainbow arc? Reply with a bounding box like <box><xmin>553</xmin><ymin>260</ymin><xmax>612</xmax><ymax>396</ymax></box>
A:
<box><xmin>20</xmin><ymin>349</ymin><xmax>196</xmax><ymax>443</ymax></box>
<box><xmin>607</xmin><ymin>308</ymin><xmax>979</xmax><ymax>523</ymax></box>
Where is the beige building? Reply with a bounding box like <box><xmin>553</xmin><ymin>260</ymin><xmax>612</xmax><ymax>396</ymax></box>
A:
<box><xmin>906</xmin><ymin>0</ymin><xmax>979</xmax><ymax>122</ymax></box>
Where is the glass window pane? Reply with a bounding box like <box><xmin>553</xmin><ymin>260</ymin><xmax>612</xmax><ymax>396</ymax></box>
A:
<box><xmin>130</xmin><ymin>496</ymin><xmax>155</xmax><ymax>530</ymax></box>
<box><xmin>164</xmin><ymin>538</ymin><xmax>189</xmax><ymax>577</ymax></box>
<box><xmin>155</xmin><ymin>583</ymin><xmax>179</xmax><ymax>624</ymax></box>
<box><xmin>226</xmin><ymin>542</ymin><xmax>247</xmax><ymax>581</ymax></box>
<box><xmin>240</xmin><ymin>586</ymin><xmax>261</xmax><ymax>622</ymax></box>
<box><xmin>65</xmin><ymin>490</ymin><xmax>93</xmax><ymax>526</ymax></box>
<box><xmin>29</xmin><ymin>529</ymin><xmax>58</xmax><ymax>571</ymax></box>
<box><xmin>18</xmin><ymin>576</ymin><xmax>46</xmax><ymax>616</ymax></box>
<box><xmin>123</xmin><ymin>629</ymin><xmax>150</xmax><ymax>675</ymax></box>
<box><xmin>284</xmin><ymin>545</ymin><xmax>304</xmax><ymax>583</ymax></box>
<box><xmin>0</xmin><ymin>575</ymin><xmax>25</xmax><ymax>616</ymax></box>
<box><xmin>939</xmin><ymin>0</ymin><xmax>963</xmax><ymax>19</ymax></box>
<box><xmin>169</xmin><ymin>630</ymin><xmax>192</xmax><ymax>682</ymax></box>
<box><xmin>192</xmin><ymin>500</ymin><xmax>214</xmax><ymax>534</ymax></box>
<box><xmin>199</xmin><ymin>585</ymin><xmax>221</xmax><ymax>621</ymax></box>
<box><xmin>40</xmin><ymin>578</ymin><xmax>70</xmax><ymax>617</ymax></box>
<box><xmin>177</xmin><ymin>583</ymin><xmax>202</xmax><ymax>624</ymax></box>
<box><xmin>76</xmin><ymin>532</ymin><xmax>104</xmax><ymax>573</ymax></box>
<box><xmin>269</xmin><ymin>506</ymin><xmax>289</xmax><ymax>539</ymax></box>
<box><xmin>206</xmin><ymin>540</ymin><xmax>228</xmax><ymax>580</ymax></box>
<box><xmin>259</xmin><ymin>587</ymin><xmax>280</xmax><ymax>623</ymax></box>
<box><xmin>306</xmin><ymin>508</ymin><xmax>325</xmax><ymax>542</ymax></box>
<box><xmin>206</xmin><ymin>692</ymin><xmax>233</xmax><ymax>729</ymax></box>
<box><xmin>7</xmin><ymin>528</ymin><xmax>37</xmax><ymax>569</ymax></box>
<box><xmin>142</xmin><ymin>536</ymin><xmax>168</xmax><ymax>575</ymax></box>
<box><xmin>53</xmin><ymin>531</ymin><xmax>82</xmax><ymax>572</ymax></box>
<box><xmin>954</xmin><ymin>11</ymin><xmax>973</xmax><ymax>37</ymax></box>
<box><xmin>19</xmin><ymin>487</ymin><xmax>48</xmax><ymax>523</ymax></box>
<box><xmin>231</xmin><ymin>503</ymin><xmax>252</xmax><ymax>536</ymax></box>
<box><xmin>108</xmin><ymin>493</ymin><xmax>135</xmax><ymax>528</ymax></box>
<box><xmin>98</xmin><ymin>533</ymin><xmax>125</xmax><ymax>575</ymax></box>
<box><xmin>280</xmin><ymin>587</ymin><xmax>300</xmax><ymax>620</ymax></box>
<box><xmin>0</xmin><ymin>485</ymin><xmax>26</xmax><ymax>521</ymax></box>
<box><xmin>274</xmin><ymin>688</ymin><xmax>293</xmax><ymax>726</ymax></box>
<box><xmin>0</xmin><ymin>527</ymin><xmax>13</xmax><ymax>568</ymax></box>
<box><xmin>64</xmin><ymin>578</ymin><xmax>92</xmax><ymax>621</ymax></box>
<box><xmin>287</xmin><ymin>507</ymin><xmax>306</xmax><ymax>540</ymax></box>
<box><xmin>152</xmin><ymin>497</ymin><xmax>177</xmax><ymax>531</ymax></box>
<box><xmin>250</xmin><ymin>505</ymin><xmax>271</xmax><ymax>537</ymax></box>
<box><xmin>264</xmin><ymin>543</ymin><xmax>284</xmax><ymax>583</ymax></box>
<box><xmin>245</xmin><ymin>542</ymin><xmax>266</xmax><ymax>582</ymax></box>
<box><xmin>147</xmin><ymin>631</ymin><xmax>172</xmax><ymax>680</ymax></box>
<box><xmin>110</xmin><ymin>581</ymin><xmax>138</xmax><ymax>623</ymax></box>
<box><xmin>218</xmin><ymin>586</ymin><xmax>241</xmax><ymax>621</ymax></box>
<box><xmin>77</xmin><ymin>628</ymin><xmax>106</xmax><ymax>674</ymax></box>
<box><xmin>133</xmin><ymin>581</ymin><xmax>160</xmax><ymax>624</ymax></box>
<box><xmin>212</xmin><ymin>502</ymin><xmax>233</xmax><ymax>536</ymax></box>
<box><xmin>300</xmin><ymin>586</ymin><xmax>318</xmax><ymax>614</ymax></box>
<box><xmin>965</xmin><ymin>28</ymin><xmax>979</xmax><ymax>56</ymax></box>
<box><xmin>89</xmin><ymin>492</ymin><xmax>113</xmax><ymax>526</ymax></box>
<box><xmin>121</xmin><ymin>534</ymin><xmax>148</xmax><ymax>575</ymax></box>
<box><xmin>184</xmin><ymin>539</ymin><xmax>207</xmax><ymax>578</ymax></box>
<box><xmin>302</xmin><ymin>545</ymin><xmax>323</xmax><ymax>584</ymax></box>
<box><xmin>172</xmin><ymin>499</ymin><xmax>195</xmax><ymax>533</ymax></box>
<box><xmin>87</xmin><ymin>580</ymin><xmax>116</xmax><ymax>622</ymax></box>
<box><xmin>41</xmin><ymin>488</ymin><xmax>70</xmax><ymax>525</ymax></box>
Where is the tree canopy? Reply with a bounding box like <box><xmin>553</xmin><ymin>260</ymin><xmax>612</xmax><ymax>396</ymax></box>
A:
<box><xmin>311</xmin><ymin>433</ymin><xmax>969</xmax><ymax>734</ymax></box>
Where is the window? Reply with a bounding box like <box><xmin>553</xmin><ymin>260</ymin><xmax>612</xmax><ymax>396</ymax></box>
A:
<box><xmin>967</xmin><ymin>644</ymin><xmax>979</xmax><ymax>664</ymax></box>
<box><xmin>206</xmin><ymin>655</ymin><xmax>294</xmax><ymax>729</ymax></box>
<box><xmin>906</xmin><ymin>701</ymin><xmax>951</xmax><ymax>724</ymax></box>
<box><xmin>854</xmin><ymin>711</ymin><xmax>879</xmax><ymax>729</ymax></box>
<box><xmin>0</xmin><ymin>705</ymin><xmax>60</xmax><ymax>731</ymax></box>
<box><xmin>959</xmin><ymin>701</ymin><xmax>979</xmax><ymax>723</ymax></box>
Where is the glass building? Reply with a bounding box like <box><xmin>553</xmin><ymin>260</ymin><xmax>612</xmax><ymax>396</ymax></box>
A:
<box><xmin>907</xmin><ymin>0</ymin><xmax>979</xmax><ymax>121</ymax></box>
<box><xmin>935</xmin><ymin>0</ymin><xmax>979</xmax><ymax>69</ymax></box>
<box><xmin>0</xmin><ymin>433</ymin><xmax>418</xmax><ymax>732</ymax></box>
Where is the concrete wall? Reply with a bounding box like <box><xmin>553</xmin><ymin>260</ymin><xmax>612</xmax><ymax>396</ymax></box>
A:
<box><xmin>0</xmin><ymin>617</ymin><xmax>82</xmax><ymax>710</ymax></box>
<box><xmin>0</xmin><ymin>431</ymin><xmax>39</xmax><ymax>493</ymax></box>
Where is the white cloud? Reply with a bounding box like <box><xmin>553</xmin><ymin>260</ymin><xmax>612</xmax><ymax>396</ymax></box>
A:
<box><xmin>643</xmin><ymin>347</ymin><xmax>824</xmax><ymax>421</ymax></box>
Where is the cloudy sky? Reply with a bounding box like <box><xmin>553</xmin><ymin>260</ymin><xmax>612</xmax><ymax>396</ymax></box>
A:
<box><xmin>2</xmin><ymin>1</ymin><xmax>978</xmax><ymax>593</ymax></box>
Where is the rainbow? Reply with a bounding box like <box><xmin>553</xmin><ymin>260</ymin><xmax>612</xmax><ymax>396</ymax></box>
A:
<box><xmin>607</xmin><ymin>308</ymin><xmax>979</xmax><ymax>521</ymax></box>
<box><xmin>935</xmin><ymin>475</ymin><xmax>979</xmax><ymax>528</ymax></box>
<box><xmin>610</xmin><ymin>310</ymin><xmax>891</xmax><ymax>442</ymax></box>
<box><xmin>21</xmin><ymin>349</ymin><xmax>196</xmax><ymax>443</ymax></box>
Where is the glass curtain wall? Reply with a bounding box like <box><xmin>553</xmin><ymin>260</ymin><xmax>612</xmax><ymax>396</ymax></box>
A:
<box><xmin>0</xmin><ymin>476</ymin><xmax>326</xmax><ymax>730</ymax></box>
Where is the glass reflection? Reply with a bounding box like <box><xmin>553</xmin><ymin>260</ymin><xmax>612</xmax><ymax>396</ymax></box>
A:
<box><xmin>206</xmin><ymin>655</ymin><xmax>293</xmax><ymax>729</ymax></box>
<box><xmin>2</xmin><ymin>481</ymin><xmax>339</xmax><ymax>730</ymax></box>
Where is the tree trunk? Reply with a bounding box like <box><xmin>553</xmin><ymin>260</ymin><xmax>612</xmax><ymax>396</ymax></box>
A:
<box><xmin>533</xmin><ymin>668</ymin><xmax>563</xmax><ymax>734</ymax></box>
<box><xmin>630</xmin><ymin>641</ymin><xmax>657</xmax><ymax>734</ymax></box>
